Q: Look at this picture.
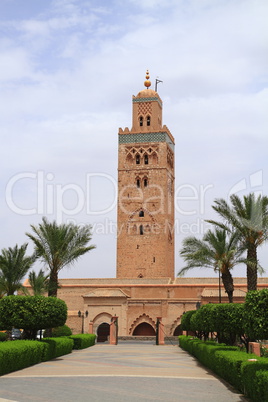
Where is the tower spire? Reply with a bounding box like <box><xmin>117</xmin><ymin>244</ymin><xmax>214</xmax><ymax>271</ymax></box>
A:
<box><xmin>144</xmin><ymin>70</ymin><xmax>151</xmax><ymax>89</ymax></box>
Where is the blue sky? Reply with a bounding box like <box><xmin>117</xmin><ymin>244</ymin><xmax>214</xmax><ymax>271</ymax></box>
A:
<box><xmin>0</xmin><ymin>0</ymin><xmax>268</xmax><ymax>279</ymax></box>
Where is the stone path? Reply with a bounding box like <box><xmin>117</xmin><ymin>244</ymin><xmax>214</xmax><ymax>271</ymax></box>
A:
<box><xmin>0</xmin><ymin>342</ymin><xmax>247</xmax><ymax>402</ymax></box>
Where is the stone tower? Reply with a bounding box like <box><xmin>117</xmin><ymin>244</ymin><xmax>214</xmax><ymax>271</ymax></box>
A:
<box><xmin>116</xmin><ymin>71</ymin><xmax>175</xmax><ymax>279</ymax></box>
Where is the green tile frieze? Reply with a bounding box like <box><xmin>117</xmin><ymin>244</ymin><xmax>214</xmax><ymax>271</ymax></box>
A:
<box><xmin>133</xmin><ymin>97</ymin><xmax>162</xmax><ymax>107</ymax></box>
<box><xmin>118</xmin><ymin>132</ymin><xmax>174</xmax><ymax>150</ymax></box>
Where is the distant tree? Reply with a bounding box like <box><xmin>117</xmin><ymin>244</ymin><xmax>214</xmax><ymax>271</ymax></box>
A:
<box><xmin>207</xmin><ymin>193</ymin><xmax>268</xmax><ymax>291</ymax></box>
<box><xmin>0</xmin><ymin>295</ymin><xmax>67</xmax><ymax>339</ymax></box>
<box><xmin>28</xmin><ymin>269</ymin><xmax>49</xmax><ymax>295</ymax></box>
<box><xmin>180</xmin><ymin>310</ymin><xmax>196</xmax><ymax>333</ymax></box>
<box><xmin>26</xmin><ymin>217</ymin><xmax>96</xmax><ymax>297</ymax></box>
<box><xmin>211</xmin><ymin>303</ymin><xmax>245</xmax><ymax>345</ymax></box>
<box><xmin>179</xmin><ymin>228</ymin><xmax>245</xmax><ymax>303</ymax></box>
<box><xmin>190</xmin><ymin>304</ymin><xmax>215</xmax><ymax>340</ymax></box>
<box><xmin>244</xmin><ymin>289</ymin><xmax>268</xmax><ymax>341</ymax></box>
<box><xmin>0</xmin><ymin>244</ymin><xmax>35</xmax><ymax>296</ymax></box>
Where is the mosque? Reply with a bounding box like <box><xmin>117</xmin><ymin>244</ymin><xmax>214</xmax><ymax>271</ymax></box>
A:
<box><xmin>49</xmin><ymin>72</ymin><xmax>266</xmax><ymax>340</ymax></box>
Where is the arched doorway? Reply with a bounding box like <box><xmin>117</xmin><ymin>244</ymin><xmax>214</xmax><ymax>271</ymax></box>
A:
<box><xmin>173</xmin><ymin>325</ymin><xmax>183</xmax><ymax>336</ymax></box>
<box><xmin>97</xmin><ymin>322</ymin><xmax>110</xmax><ymax>342</ymax></box>
<box><xmin>133</xmin><ymin>322</ymin><xmax>156</xmax><ymax>336</ymax></box>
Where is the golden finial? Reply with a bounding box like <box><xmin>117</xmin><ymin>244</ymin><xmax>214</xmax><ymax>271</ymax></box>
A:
<box><xmin>144</xmin><ymin>70</ymin><xmax>151</xmax><ymax>89</ymax></box>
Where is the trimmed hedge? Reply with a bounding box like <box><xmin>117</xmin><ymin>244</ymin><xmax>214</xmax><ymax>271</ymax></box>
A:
<box><xmin>69</xmin><ymin>334</ymin><xmax>96</xmax><ymax>349</ymax></box>
<box><xmin>241</xmin><ymin>360</ymin><xmax>268</xmax><ymax>401</ymax></box>
<box><xmin>41</xmin><ymin>337</ymin><xmax>74</xmax><ymax>360</ymax></box>
<box><xmin>212</xmin><ymin>349</ymin><xmax>255</xmax><ymax>391</ymax></box>
<box><xmin>179</xmin><ymin>335</ymin><xmax>268</xmax><ymax>400</ymax></box>
<box><xmin>0</xmin><ymin>340</ymin><xmax>49</xmax><ymax>376</ymax></box>
<box><xmin>0</xmin><ymin>334</ymin><xmax>96</xmax><ymax>376</ymax></box>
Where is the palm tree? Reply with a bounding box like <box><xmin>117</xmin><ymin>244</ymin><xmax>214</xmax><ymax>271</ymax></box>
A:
<box><xmin>26</xmin><ymin>217</ymin><xmax>96</xmax><ymax>297</ymax></box>
<box><xmin>207</xmin><ymin>193</ymin><xmax>268</xmax><ymax>291</ymax></box>
<box><xmin>28</xmin><ymin>269</ymin><xmax>49</xmax><ymax>295</ymax></box>
<box><xmin>0</xmin><ymin>244</ymin><xmax>35</xmax><ymax>296</ymax></box>
<box><xmin>179</xmin><ymin>229</ymin><xmax>245</xmax><ymax>303</ymax></box>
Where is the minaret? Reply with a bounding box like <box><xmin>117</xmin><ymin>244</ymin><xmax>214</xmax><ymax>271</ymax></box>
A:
<box><xmin>116</xmin><ymin>71</ymin><xmax>175</xmax><ymax>279</ymax></box>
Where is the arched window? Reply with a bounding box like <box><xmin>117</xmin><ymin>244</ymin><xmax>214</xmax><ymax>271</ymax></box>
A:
<box><xmin>136</xmin><ymin>154</ymin><xmax>140</xmax><ymax>164</ymax></box>
<box><xmin>146</xmin><ymin>115</ymin><xmax>151</xmax><ymax>126</ymax></box>
<box><xmin>144</xmin><ymin>178</ymin><xmax>148</xmax><ymax>187</ymax></box>
<box><xmin>139</xmin><ymin>116</ymin><xmax>143</xmax><ymax>127</ymax></box>
<box><xmin>137</xmin><ymin>179</ymin><xmax>140</xmax><ymax>188</ymax></box>
<box><xmin>139</xmin><ymin>225</ymin><xmax>144</xmax><ymax>235</ymax></box>
<box><xmin>139</xmin><ymin>210</ymin><xmax>144</xmax><ymax>217</ymax></box>
<box><xmin>144</xmin><ymin>154</ymin><xmax>148</xmax><ymax>165</ymax></box>
<box><xmin>132</xmin><ymin>224</ymin><xmax>137</xmax><ymax>235</ymax></box>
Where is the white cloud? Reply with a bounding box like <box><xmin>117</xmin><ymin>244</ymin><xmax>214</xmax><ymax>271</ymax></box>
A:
<box><xmin>0</xmin><ymin>47</ymin><xmax>33</xmax><ymax>82</ymax></box>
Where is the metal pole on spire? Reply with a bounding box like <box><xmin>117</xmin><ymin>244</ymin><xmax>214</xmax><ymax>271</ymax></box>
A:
<box><xmin>155</xmin><ymin>78</ymin><xmax>163</xmax><ymax>92</ymax></box>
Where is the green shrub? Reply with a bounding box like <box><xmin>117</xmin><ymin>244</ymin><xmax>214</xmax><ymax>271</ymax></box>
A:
<box><xmin>178</xmin><ymin>335</ymin><xmax>265</xmax><ymax>393</ymax></box>
<box><xmin>0</xmin><ymin>332</ymin><xmax>7</xmax><ymax>342</ymax></box>
<box><xmin>212</xmin><ymin>349</ymin><xmax>257</xmax><ymax>391</ymax></box>
<box><xmin>0</xmin><ymin>296</ymin><xmax>67</xmax><ymax>338</ymax></box>
<box><xmin>41</xmin><ymin>337</ymin><xmax>74</xmax><ymax>360</ymax></box>
<box><xmin>241</xmin><ymin>360</ymin><xmax>268</xmax><ymax>401</ymax></box>
<box><xmin>179</xmin><ymin>335</ymin><xmax>200</xmax><ymax>356</ymax></box>
<box><xmin>211</xmin><ymin>303</ymin><xmax>244</xmax><ymax>345</ymax></box>
<box><xmin>0</xmin><ymin>340</ymin><xmax>49</xmax><ymax>376</ymax></box>
<box><xmin>69</xmin><ymin>334</ymin><xmax>96</xmax><ymax>349</ymax></box>
<box><xmin>180</xmin><ymin>310</ymin><xmax>196</xmax><ymax>332</ymax></box>
<box><xmin>190</xmin><ymin>304</ymin><xmax>215</xmax><ymax>340</ymax></box>
<box><xmin>45</xmin><ymin>325</ymin><xmax>72</xmax><ymax>338</ymax></box>
<box><xmin>244</xmin><ymin>289</ymin><xmax>268</xmax><ymax>341</ymax></box>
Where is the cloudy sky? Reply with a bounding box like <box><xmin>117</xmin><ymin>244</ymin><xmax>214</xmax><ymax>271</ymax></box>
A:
<box><xmin>0</xmin><ymin>0</ymin><xmax>267</xmax><ymax>280</ymax></box>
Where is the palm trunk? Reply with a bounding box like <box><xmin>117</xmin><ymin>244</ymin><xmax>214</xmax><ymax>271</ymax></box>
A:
<box><xmin>247</xmin><ymin>245</ymin><xmax>257</xmax><ymax>291</ymax></box>
<box><xmin>221</xmin><ymin>270</ymin><xmax>234</xmax><ymax>303</ymax></box>
<box><xmin>47</xmin><ymin>270</ymin><xmax>59</xmax><ymax>337</ymax></box>
<box><xmin>48</xmin><ymin>270</ymin><xmax>58</xmax><ymax>297</ymax></box>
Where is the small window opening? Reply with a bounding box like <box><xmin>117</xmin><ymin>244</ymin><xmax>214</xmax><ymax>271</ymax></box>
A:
<box><xmin>139</xmin><ymin>225</ymin><xmax>144</xmax><ymax>235</ymax></box>
<box><xmin>138</xmin><ymin>273</ymin><xmax>143</xmax><ymax>278</ymax></box>
<box><xmin>137</xmin><ymin>245</ymin><xmax>139</xmax><ymax>249</ymax></box>
<box><xmin>153</xmin><ymin>257</ymin><xmax>155</xmax><ymax>263</ymax></box>
<box><xmin>139</xmin><ymin>210</ymin><xmax>144</xmax><ymax>217</ymax></box>
<box><xmin>136</xmin><ymin>154</ymin><xmax>140</xmax><ymax>164</ymax></box>
<box><xmin>147</xmin><ymin>116</ymin><xmax>151</xmax><ymax>126</ymax></box>
<box><xmin>137</xmin><ymin>179</ymin><xmax>140</xmax><ymax>188</ymax></box>
<box><xmin>139</xmin><ymin>116</ymin><xmax>143</xmax><ymax>126</ymax></box>
<box><xmin>144</xmin><ymin>154</ymin><xmax>148</xmax><ymax>165</ymax></box>
<box><xmin>144</xmin><ymin>178</ymin><xmax>148</xmax><ymax>187</ymax></box>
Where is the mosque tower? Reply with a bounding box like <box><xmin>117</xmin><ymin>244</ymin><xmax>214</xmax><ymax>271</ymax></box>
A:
<box><xmin>116</xmin><ymin>71</ymin><xmax>175</xmax><ymax>279</ymax></box>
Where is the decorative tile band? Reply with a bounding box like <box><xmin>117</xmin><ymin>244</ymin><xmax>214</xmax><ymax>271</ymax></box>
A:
<box><xmin>118</xmin><ymin>132</ymin><xmax>174</xmax><ymax>150</ymax></box>
<box><xmin>133</xmin><ymin>97</ymin><xmax>162</xmax><ymax>107</ymax></box>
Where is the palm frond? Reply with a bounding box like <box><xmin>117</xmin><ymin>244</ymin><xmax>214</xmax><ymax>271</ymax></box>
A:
<box><xmin>26</xmin><ymin>217</ymin><xmax>96</xmax><ymax>296</ymax></box>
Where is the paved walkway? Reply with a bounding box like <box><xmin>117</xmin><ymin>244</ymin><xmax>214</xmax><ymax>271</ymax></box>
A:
<box><xmin>0</xmin><ymin>342</ymin><xmax>247</xmax><ymax>402</ymax></box>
